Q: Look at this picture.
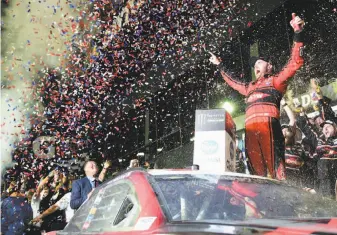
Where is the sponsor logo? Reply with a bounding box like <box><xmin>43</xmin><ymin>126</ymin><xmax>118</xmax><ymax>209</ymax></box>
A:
<box><xmin>201</xmin><ymin>140</ymin><xmax>218</xmax><ymax>154</ymax></box>
<box><xmin>247</xmin><ymin>92</ymin><xmax>269</xmax><ymax>103</ymax></box>
<box><xmin>196</xmin><ymin>113</ymin><xmax>224</xmax><ymax>126</ymax></box>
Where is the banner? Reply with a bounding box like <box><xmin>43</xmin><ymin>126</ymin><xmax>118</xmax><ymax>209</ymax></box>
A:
<box><xmin>193</xmin><ymin>109</ymin><xmax>236</xmax><ymax>173</ymax></box>
<box><xmin>292</xmin><ymin>80</ymin><xmax>337</xmax><ymax>108</ymax></box>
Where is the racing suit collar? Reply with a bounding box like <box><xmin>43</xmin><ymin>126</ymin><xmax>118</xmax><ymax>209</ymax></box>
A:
<box><xmin>252</xmin><ymin>74</ymin><xmax>271</xmax><ymax>84</ymax></box>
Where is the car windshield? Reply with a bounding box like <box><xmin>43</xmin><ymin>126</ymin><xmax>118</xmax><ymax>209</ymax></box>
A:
<box><xmin>152</xmin><ymin>173</ymin><xmax>337</xmax><ymax>223</ymax></box>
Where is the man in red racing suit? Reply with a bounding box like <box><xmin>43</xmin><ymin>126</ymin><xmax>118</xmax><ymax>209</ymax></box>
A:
<box><xmin>209</xmin><ymin>13</ymin><xmax>304</xmax><ymax>180</ymax></box>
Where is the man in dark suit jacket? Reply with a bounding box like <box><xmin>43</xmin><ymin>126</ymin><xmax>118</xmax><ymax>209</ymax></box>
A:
<box><xmin>70</xmin><ymin>161</ymin><xmax>101</xmax><ymax>210</ymax></box>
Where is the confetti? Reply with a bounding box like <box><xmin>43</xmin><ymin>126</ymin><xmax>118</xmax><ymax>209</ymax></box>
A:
<box><xmin>1</xmin><ymin>0</ymin><xmax>337</xmax><ymax>201</ymax></box>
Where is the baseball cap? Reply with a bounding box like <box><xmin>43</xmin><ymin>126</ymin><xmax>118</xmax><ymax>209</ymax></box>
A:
<box><xmin>320</xmin><ymin>120</ymin><xmax>337</xmax><ymax>128</ymax></box>
<box><xmin>250</xmin><ymin>56</ymin><xmax>271</xmax><ymax>68</ymax></box>
<box><xmin>313</xmin><ymin>115</ymin><xmax>322</xmax><ymax>121</ymax></box>
<box><xmin>281</xmin><ymin>124</ymin><xmax>290</xmax><ymax>130</ymax></box>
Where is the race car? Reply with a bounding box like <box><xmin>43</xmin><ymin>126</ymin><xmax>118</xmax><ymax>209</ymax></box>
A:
<box><xmin>47</xmin><ymin>169</ymin><xmax>337</xmax><ymax>235</ymax></box>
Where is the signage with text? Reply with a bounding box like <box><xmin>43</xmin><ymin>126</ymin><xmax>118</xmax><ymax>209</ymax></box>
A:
<box><xmin>193</xmin><ymin>109</ymin><xmax>236</xmax><ymax>173</ymax></box>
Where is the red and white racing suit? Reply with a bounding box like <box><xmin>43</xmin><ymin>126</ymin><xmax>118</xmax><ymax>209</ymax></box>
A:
<box><xmin>218</xmin><ymin>34</ymin><xmax>304</xmax><ymax>180</ymax></box>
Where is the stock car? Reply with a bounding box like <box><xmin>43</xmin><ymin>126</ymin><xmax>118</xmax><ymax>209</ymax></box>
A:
<box><xmin>47</xmin><ymin>169</ymin><xmax>337</xmax><ymax>235</ymax></box>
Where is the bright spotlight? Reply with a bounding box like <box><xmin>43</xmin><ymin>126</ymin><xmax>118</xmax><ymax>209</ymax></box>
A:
<box><xmin>222</xmin><ymin>102</ymin><xmax>234</xmax><ymax>113</ymax></box>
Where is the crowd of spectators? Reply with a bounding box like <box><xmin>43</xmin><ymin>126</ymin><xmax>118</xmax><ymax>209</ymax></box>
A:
<box><xmin>280</xmin><ymin>79</ymin><xmax>336</xmax><ymax>198</ymax></box>
<box><xmin>1</xmin><ymin>159</ymin><xmax>112</xmax><ymax>234</ymax></box>
<box><xmin>0</xmin><ymin>156</ymin><xmax>149</xmax><ymax>234</ymax></box>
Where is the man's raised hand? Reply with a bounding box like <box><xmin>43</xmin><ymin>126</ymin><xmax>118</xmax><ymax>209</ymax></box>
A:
<box><xmin>208</xmin><ymin>52</ymin><xmax>221</xmax><ymax>65</ymax></box>
<box><xmin>290</xmin><ymin>13</ymin><xmax>304</xmax><ymax>32</ymax></box>
<box><xmin>103</xmin><ymin>160</ymin><xmax>111</xmax><ymax>169</ymax></box>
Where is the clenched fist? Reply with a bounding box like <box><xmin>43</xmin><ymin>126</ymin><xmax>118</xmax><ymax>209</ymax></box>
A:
<box><xmin>290</xmin><ymin>13</ymin><xmax>304</xmax><ymax>33</ymax></box>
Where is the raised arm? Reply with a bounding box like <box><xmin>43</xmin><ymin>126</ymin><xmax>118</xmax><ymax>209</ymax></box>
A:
<box><xmin>318</xmin><ymin>96</ymin><xmax>337</xmax><ymax>124</ymax></box>
<box><xmin>98</xmin><ymin>160</ymin><xmax>111</xmax><ymax>182</ymax></box>
<box><xmin>311</xmin><ymin>79</ymin><xmax>337</xmax><ymax>124</ymax></box>
<box><xmin>274</xmin><ymin>13</ymin><xmax>305</xmax><ymax>93</ymax></box>
<box><xmin>209</xmin><ymin>52</ymin><xmax>249</xmax><ymax>96</ymax></box>
<box><xmin>281</xmin><ymin>98</ymin><xmax>296</xmax><ymax>127</ymax></box>
<box><xmin>35</xmin><ymin>175</ymin><xmax>50</xmax><ymax>197</ymax></box>
<box><xmin>31</xmin><ymin>204</ymin><xmax>60</xmax><ymax>224</ymax></box>
<box><xmin>296</xmin><ymin>115</ymin><xmax>318</xmax><ymax>150</ymax></box>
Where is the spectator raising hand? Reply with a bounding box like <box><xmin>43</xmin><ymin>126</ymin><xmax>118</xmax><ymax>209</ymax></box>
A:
<box><xmin>98</xmin><ymin>160</ymin><xmax>112</xmax><ymax>182</ymax></box>
<box><xmin>310</xmin><ymin>79</ymin><xmax>337</xmax><ymax>124</ymax></box>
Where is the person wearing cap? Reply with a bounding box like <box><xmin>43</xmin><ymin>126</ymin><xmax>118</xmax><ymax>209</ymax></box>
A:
<box><xmin>310</xmin><ymin>79</ymin><xmax>337</xmax><ymax>126</ymax></box>
<box><xmin>297</xmin><ymin>116</ymin><xmax>337</xmax><ymax>198</ymax></box>
<box><xmin>297</xmin><ymin>118</ymin><xmax>337</xmax><ymax>158</ymax></box>
<box><xmin>209</xmin><ymin>13</ymin><xmax>305</xmax><ymax>180</ymax></box>
<box><xmin>311</xmin><ymin>115</ymin><xmax>324</xmax><ymax>133</ymax></box>
<box><xmin>316</xmin><ymin>120</ymin><xmax>337</xmax><ymax>157</ymax></box>
<box><xmin>127</xmin><ymin>159</ymin><xmax>140</xmax><ymax>170</ymax></box>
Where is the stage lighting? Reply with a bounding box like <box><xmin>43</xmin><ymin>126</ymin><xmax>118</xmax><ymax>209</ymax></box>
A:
<box><xmin>222</xmin><ymin>102</ymin><xmax>234</xmax><ymax>113</ymax></box>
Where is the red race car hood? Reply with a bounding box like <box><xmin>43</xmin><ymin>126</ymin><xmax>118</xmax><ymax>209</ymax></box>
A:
<box><xmin>245</xmin><ymin>218</ymin><xmax>337</xmax><ymax>235</ymax></box>
<box><xmin>154</xmin><ymin>218</ymin><xmax>337</xmax><ymax>235</ymax></box>
<box><xmin>47</xmin><ymin>218</ymin><xmax>337</xmax><ymax>235</ymax></box>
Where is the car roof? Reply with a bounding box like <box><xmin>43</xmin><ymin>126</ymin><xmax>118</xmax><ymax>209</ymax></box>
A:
<box><xmin>103</xmin><ymin>168</ymin><xmax>281</xmax><ymax>187</ymax></box>
<box><xmin>147</xmin><ymin>169</ymin><xmax>279</xmax><ymax>182</ymax></box>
